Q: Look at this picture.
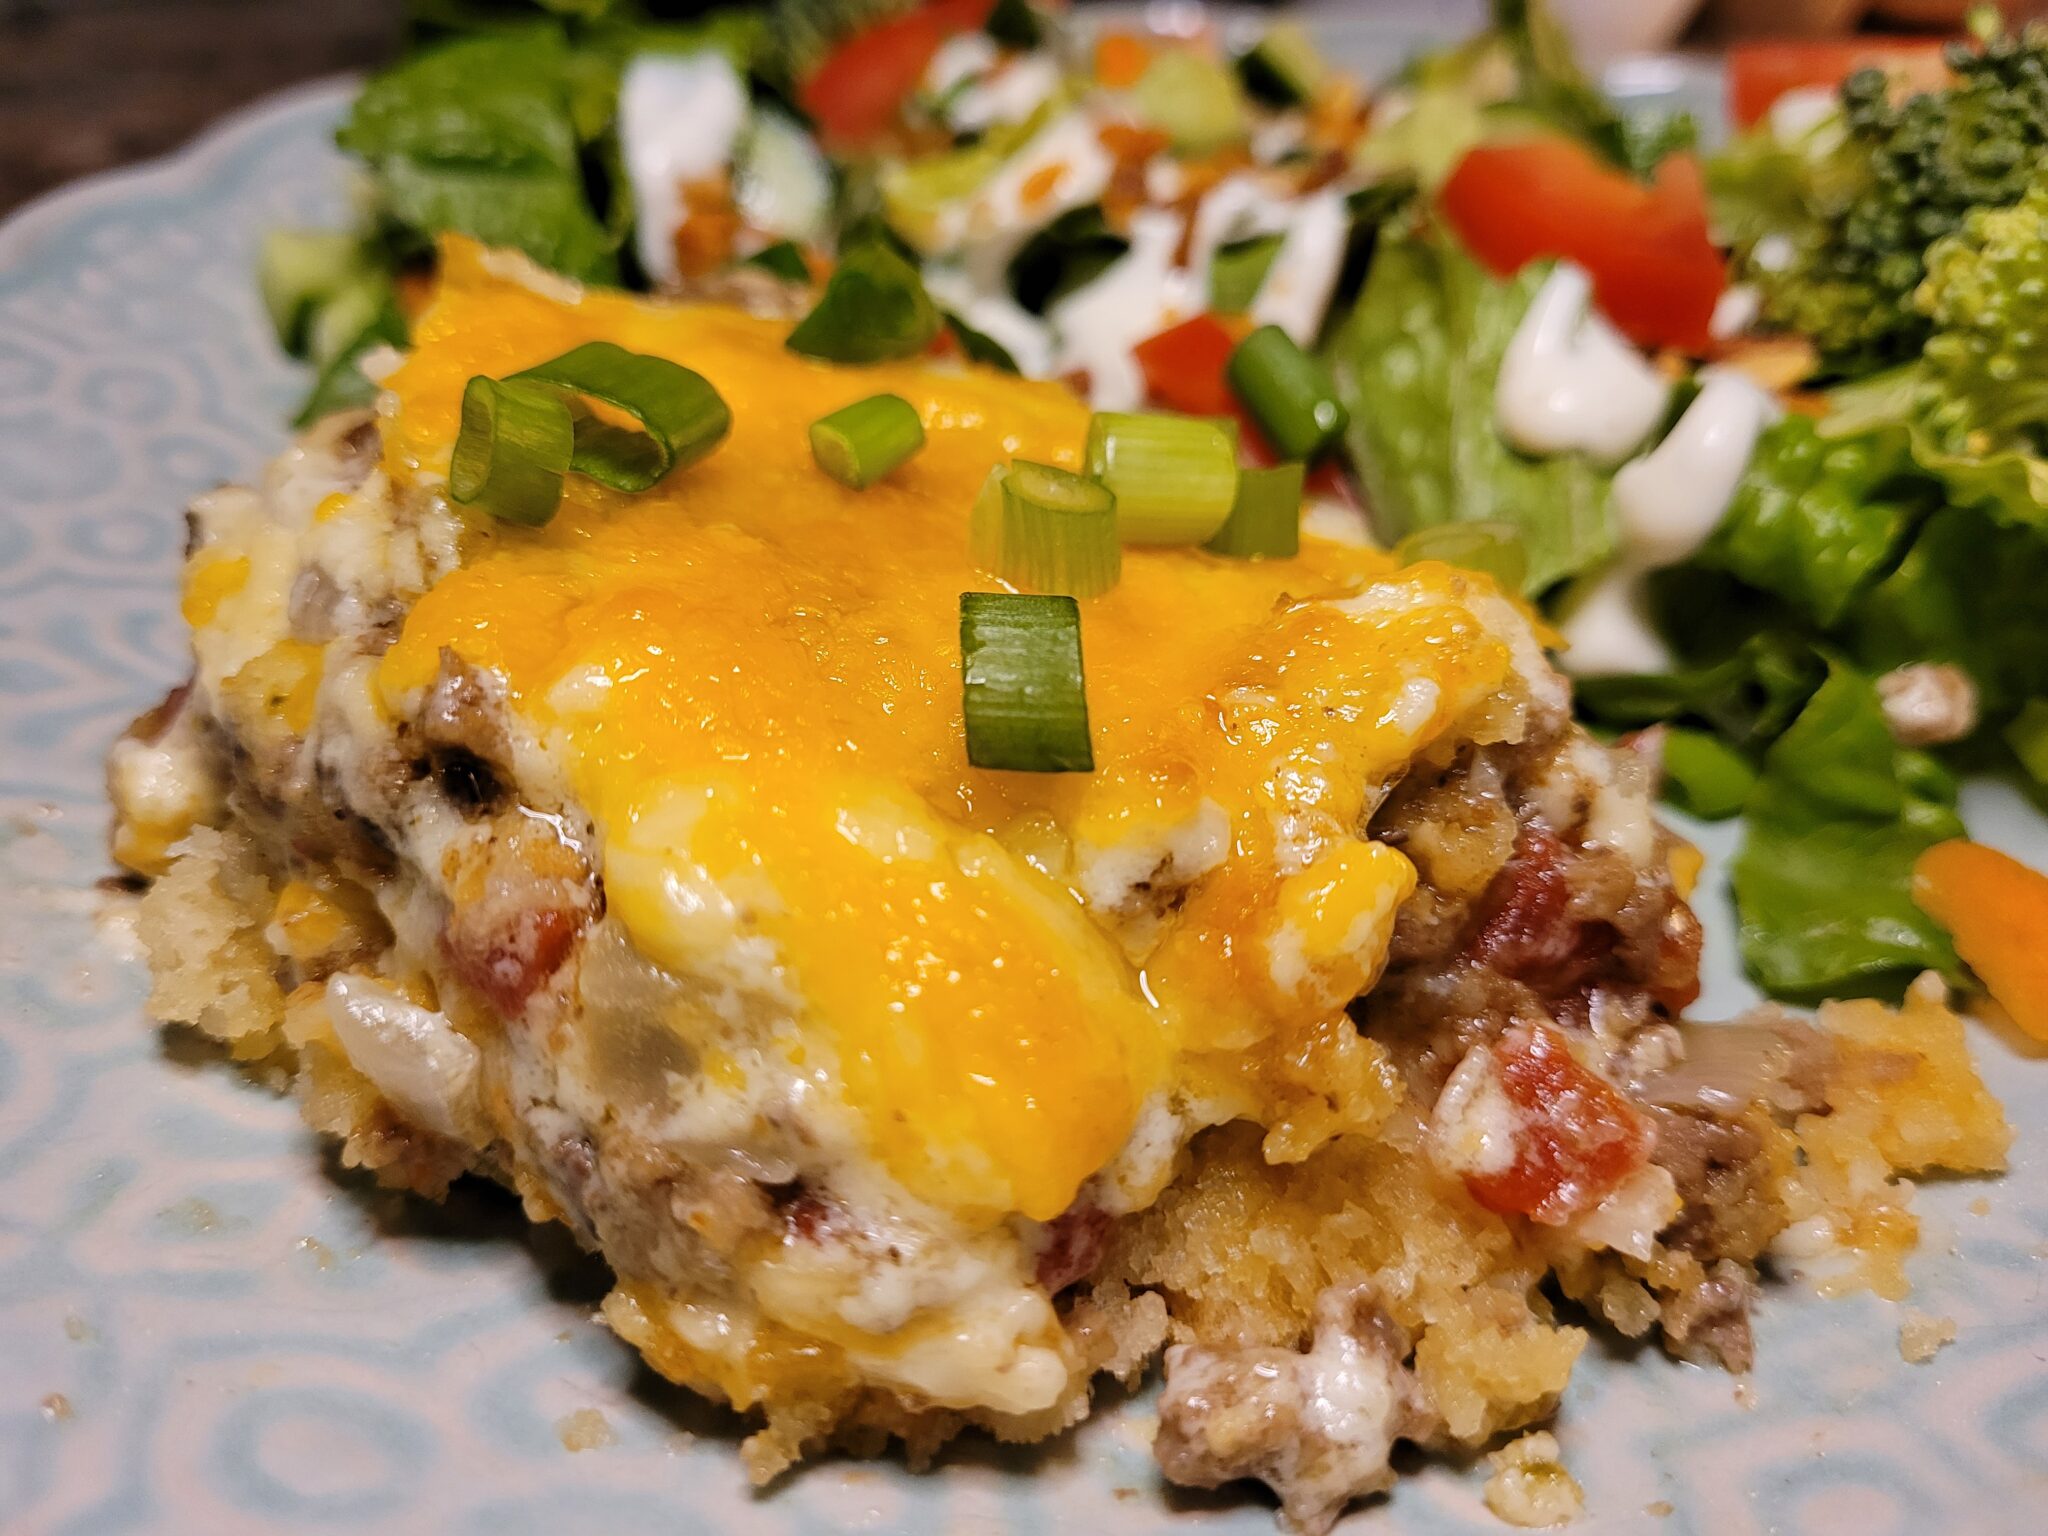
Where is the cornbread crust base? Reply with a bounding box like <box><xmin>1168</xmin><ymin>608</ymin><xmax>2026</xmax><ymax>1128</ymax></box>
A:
<box><xmin>126</xmin><ymin>796</ymin><xmax>2011</xmax><ymax>1529</ymax></box>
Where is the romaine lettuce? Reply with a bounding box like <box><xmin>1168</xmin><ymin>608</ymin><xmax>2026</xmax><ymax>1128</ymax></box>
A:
<box><xmin>1849</xmin><ymin>506</ymin><xmax>2048</xmax><ymax>720</ymax></box>
<box><xmin>340</xmin><ymin>29</ymin><xmax>625</xmax><ymax>281</ymax></box>
<box><xmin>1326</xmin><ymin>230</ymin><xmax>1614</xmax><ymax>596</ymax></box>
<box><xmin>1731</xmin><ymin>661</ymin><xmax>1964</xmax><ymax>1001</ymax></box>
<box><xmin>1690</xmin><ymin>415</ymin><xmax>1930</xmax><ymax>628</ymax></box>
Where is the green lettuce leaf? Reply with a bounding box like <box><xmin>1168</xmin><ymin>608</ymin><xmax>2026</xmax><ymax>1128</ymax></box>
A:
<box><xmin>1731</xmin><ymin>662</ymin><xmax>1964</xmax><ymax>1002</ymax></box>
<box><xmin>338</xmin><ymin>29</ymin><xmax>622</xmax><ymax>281</ymax></box>
<box><xmin>1327</xmin><ymin>231</ymin><xmax>1613</xmax><ymax>596</ymax></box>
<box><xmin>1574</xmin><ymin>630</ymin><xmax>1826</xmax><ymax>750</ymax></box>
<box><xmin>1823</xmin><ymin>366</ymin><xmax>2048</xmax><ymax>531</ymax></box>
<box><xmin>1849</xmin><ymin>504</ymin><xmax>2048</xmax><ymax>719</ymax></box>
<box><xmin>1908</xmin><ymin>430</ymin><xmax>2048</xmax><ymax>526</ymax></box>
<box><xmin>1690</xmin><ymin>415</ymin><xmax>1931</xmax><ymax>628</ymax></box>
<box><xmin>292</xmin><ymin>291</ymin><xmax>409</xmax><ymax>428</ymax></box>
<box><xmin>1658</xmin><ymin>725</ymin><xmax>1758</xmax><ymax>821</ymax></box>
<box><xmin>786</xmin><ymin>237</ymin><xmax>940</xmax><ymax>363</ymax></box>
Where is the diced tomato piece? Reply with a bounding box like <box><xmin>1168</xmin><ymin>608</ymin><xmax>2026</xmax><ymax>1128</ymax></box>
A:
<box><xmin>1727</xmin><ymin>37</ymin><xmax>1952</xmax><ymax>129</ymax></box>
<box><xmin>443</xmin><ymin>904</ymin><xmax>581</xmax><ymax>1017</ymax></box>
<box><xmin>1467</xmin><ymin>826</ymin><xmax>1618</xmax><ymax>996</ymax></box>
<box><xmin>1437</xmin><ymin>136</ymin><xmax>1726</xmax><ymax>354</ymax></box>
<box><xmin>799</xmin><ymin>0</ymin><xmax>995</xmax><ymax>148</ymax></box>
<box><xmin>1650</xmin><ymin>901</ymin><xmax>1704</xmax><ymax>1015</ymax></box>
<box><xmin>1134</xmin><ymin>313</ymin><xmax>1242</xmax><ymax>416</ymax></box>
<box><xmin>924</xmin><ymin>0</ymin><xmax>998</xmax><ymax>28</ymax></box>
<box><xmin>1034</xmin><ymin>1204</ymin><xmax>1111</xmax><ymax>1292</ymax></box>
<box><xmin>1461</xmin><ymin>1021</ymin><xmax>1653</xmax><ymax>1224</ymax></box>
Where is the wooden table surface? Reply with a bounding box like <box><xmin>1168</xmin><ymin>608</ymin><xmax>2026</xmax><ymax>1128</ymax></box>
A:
<box><xmin>2</xmin><ymin>0</ymin><xmax>1998</xmax><ymax>220</ymax></box>
<box><xmin>0</xmin><ymin>0</ymin><xmax>405</xmax><ymax>214</ymax></box>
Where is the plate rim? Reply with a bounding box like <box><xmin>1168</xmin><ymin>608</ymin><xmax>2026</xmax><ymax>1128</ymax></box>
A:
<box><xmin>0</xmin><ymin>75</ymin><xmax>359</xmax><ymax>273</ymax></box>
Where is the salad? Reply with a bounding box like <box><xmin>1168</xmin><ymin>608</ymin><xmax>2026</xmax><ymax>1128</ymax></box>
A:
<box><xmin>263</xmin><ymin>0</ymin><xmax>2048</xmax><ymax>1030</ymax></box>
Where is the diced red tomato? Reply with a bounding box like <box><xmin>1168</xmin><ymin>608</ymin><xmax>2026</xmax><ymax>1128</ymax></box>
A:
<box><xmin>1727</xmin><ymin>37</ymin><xmax>1952</xmax><ymax>129</ymax></box>
<box><xmin>1437</xmin><ymin>136</ymin><xmax>1726</xmax><ymax>354</ymax></box>
<box><xmin>1460</xmin><ymin>1021</ymin><xmax>1653</xmax><ymax>1225</ymax></box>
<box><xmin>1134</xmin><ymin>313</ymin><xmax>1242</xmax><ymax>416</ymax></box>
<box><xmin>1034</xmin><ymin>1205</ymin><xmax>1111</xmax><ymax>1292</ymax></box>
<box><xmin>1468</xmin><ymin>826</ymin><xmax>1618</xmax><ymax>996</ymax></box>
<box><xmin>799</xmin><ymin>0</ymin><xmax>996</xmax><ymax>148</ymax></box>
<box><xmin>442</xmin><ymin>905</ymin><xmax>582</xmax><ymax>1018</ymax></box>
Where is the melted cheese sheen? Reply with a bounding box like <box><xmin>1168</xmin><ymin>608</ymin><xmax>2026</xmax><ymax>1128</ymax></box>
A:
<box><xmin>379</xmin><ymin>241</ymin><xmax>1518</xmax><ymax>1224</ymax></box>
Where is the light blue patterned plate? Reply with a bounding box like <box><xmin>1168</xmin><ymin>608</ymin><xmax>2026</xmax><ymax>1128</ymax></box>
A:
<box><xmin>3</xmin><ymin>29</ymin><xmax>2045</xmax><ymax>1536</ymax></box>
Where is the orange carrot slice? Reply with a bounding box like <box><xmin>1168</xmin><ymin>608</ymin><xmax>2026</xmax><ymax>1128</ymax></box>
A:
<box><xmin>1095</xmin><ymin>31</ymin><xmax>1153</xmax><ymax>89</ymax></box>
<box><xmin>1912</xmin><ymin>839</ymin><xmax>2048</xmax><ymax>1041</ymax></box>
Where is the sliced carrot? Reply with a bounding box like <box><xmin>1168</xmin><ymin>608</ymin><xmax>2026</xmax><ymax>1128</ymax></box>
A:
<box><xmin>1018</xmin><ymin>160</ymin><xmax>1067</xmax><ymax>210</ymax></box>
<box><xmin>1095</xmin><ymin>31</ymin><xmax>1153</xmax><ymax>89</ymax></box>
<box><xmin>1912</xmin><ymin>839</ymin><xmax>2048</xmax><ymax>1042</ymax></box>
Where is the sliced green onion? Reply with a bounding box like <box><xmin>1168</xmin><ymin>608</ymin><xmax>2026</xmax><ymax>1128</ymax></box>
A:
<box><xmin>970</xmin><ymin>461</ymin><xmax>1121</xmax><ymax>597</ymax></box>
<box><xmin>1206</xmin><ymin>463</ymin><xmax>1303</xmax><ymax>559</ymax></box>
<box><xmin>1658</xmin><ymin>726</ymin><xmax>1758</xmax><ymax>821</ymax></box>
<box><xmin>1393</xmin><ymin>520</ymin><xmax>1529</xmax><ymax>590</ymax></box>
<box><xmin>1236</xmin><ymin>21</ymin><xmax>1330</xmax><ymax>108</ymax></box>
<box><xmin>511</xmin><ymin>341</ymin><xmax>730</xmax><ymax>492</ymax></box>
<box><xmin>1007</xmin><ymin>205</ymin><xmax>1128</xmax><ymax>315</ymax></box>
<box><xmin>810</xmin><ymin>394</ymin><xmax>926</xmax><ymax>489</ymax></box>
<box><xmin>743</xmin><ymin>240</ymin><xmax>812</xmax><ymax>284</ymax></box>
<box><xmin>259</xmin><ymin>229</ymin><xmax>369</xmax><ymax>358</ymax></box>
<box><xmin>449</xmin><ymin>377</ymin><xmax>574</xmax><ymax>527</ymax></box>
<box><xmin>960</xmin><ymin>592</ymin><xmax>1093</xmax><ymax>773</ymax></box>
<box><xmin>1210</xmin><ymin>232</ymin><xmax>1284</xmax><ymax>314</ymax></box>
<box><xmin>1084</xmin><ymin>411</ymin><xmax>1238</xmax><ymax>546</ymax></box>
<box><xmin>786</xmin><ymin>239</ymin><xmax>941</xmax><ymax>363</ymax></box>
<box><xmin>1133</xmin><ymin>50</ymin><xmax>1249</xmax><ymax>154</ymax></box>
<box><xmin>1227</xmin><ymin>325</ymin><xmax>1348</xmax><ymax>461</ymax></box>
<box><xmin>943</xmin><ymin>311</ymin><xmax>1021</xmax><ymax>373</ymax></box>
<box><xmin>2005</xmin><ymin>698</ymin><xmax>2048</xmax><ymax>787</ymax></box>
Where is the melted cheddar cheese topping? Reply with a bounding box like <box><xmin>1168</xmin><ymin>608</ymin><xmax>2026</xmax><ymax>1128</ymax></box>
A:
<box><xmin>377</xmin><ymin>241</ymin><xmax>1520</xmax><ymax>1224</ymax></box>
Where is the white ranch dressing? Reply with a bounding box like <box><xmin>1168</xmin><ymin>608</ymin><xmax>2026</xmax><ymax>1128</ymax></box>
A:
<box><xmin>938</xmin><ymin>109</ymin><xmax>1117</xmax><ymax>255</ymax></box>
<box><xmin>1495</xmin><ymin>263</ymin><xmax>1670</xmax><ymax>465</ymax></box>
<box><xmin>950</xmin><ymin>54</ymin><xmax>1063</xmax><ymax>134</ymax></box>
<box><xmin>924</xmin><ymin>31</ymin><xmax>1000</xmax><ymax>97</ymax></box>
<box><xmin>619</xmin><ymin>51</ymin><xmax>751</xmax><ymax>288</ymax></box>
<box><xmin>1708</xmin><ymin>283</ymin><xmax>1761</xmax><ymax>341</ymax></box>
<box><xmin>923</xmin><ymin>266</ymin><xmax>1057</xmax><ymax>377</ymax></box>
<box><xmin>1183</xmin><ymin>173</ymin><xmax>1295</xmax><ymax>299</ymax></box>
<box><xmin>1047</xmin><ymin>208</ymin><xmax>1193</xmax><ymax>409</ymax></box>
<box><xmin>1614</xmin><ymin>367</ymin><xmax>1779</xmax><ymax>565</ymax></box>
<box><xmin>1558</xmin><ymin>367</ymin><xmax>1780</xmax><ymax>676</ymax></box>
<box><xmin>1251</xmin><ymin>186</ymin><xmax>1351</xmax><ymax>345</ymax></box>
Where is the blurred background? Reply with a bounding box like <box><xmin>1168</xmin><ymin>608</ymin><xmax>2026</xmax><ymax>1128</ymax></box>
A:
<box><xmin>0</xmin><ymin>0</ymin><xmax>2022</xmax><ymax>214</ymax></box>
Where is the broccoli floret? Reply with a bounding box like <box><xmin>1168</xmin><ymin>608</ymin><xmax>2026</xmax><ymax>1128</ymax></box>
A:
<box><xmin>1915</xmin><ymin>178</ymin><xmax>2048</xmax><ymax>459</ymax></box>
<box><xmin>1741</xmin><ymin>25</ymin><xmax>2048</xmax><ymax>376</ymax></box>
